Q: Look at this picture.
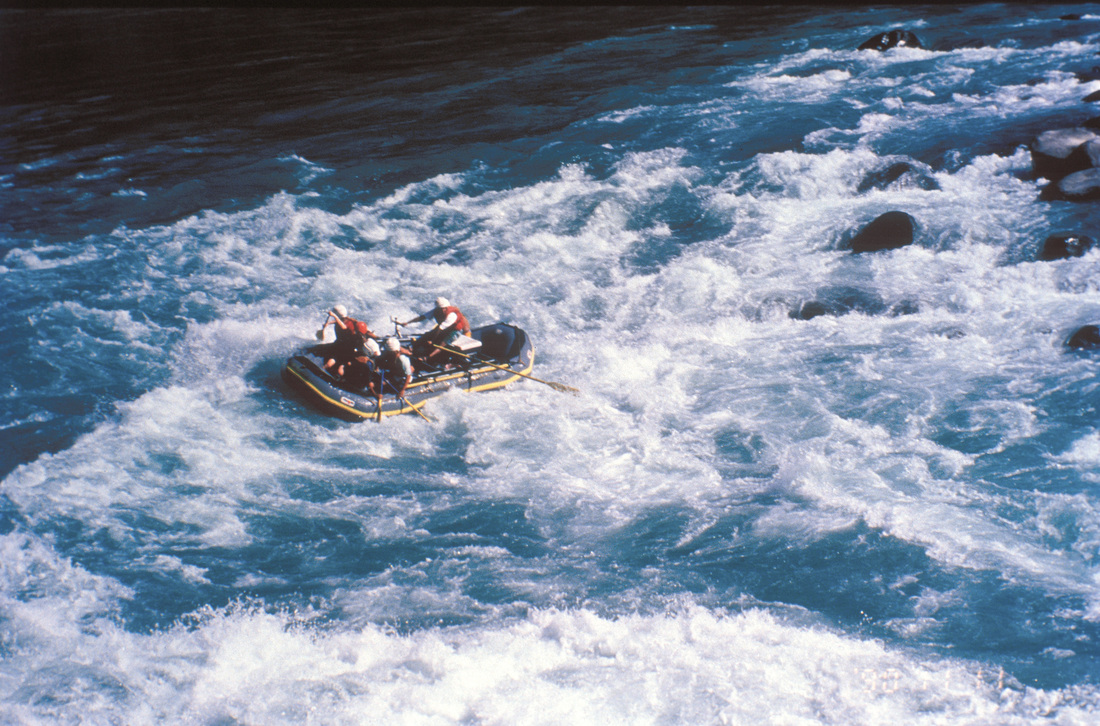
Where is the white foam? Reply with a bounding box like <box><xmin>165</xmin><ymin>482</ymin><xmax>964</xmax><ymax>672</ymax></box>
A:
<box><xmin>8</xmin><ymin>17</ymin><xmax>1100</xmax><ymax>717</ymax></box>
<box><xmin>8</xmin><ymin>129</ymin><xmax>1095</xmax><ymax>612</ymax></box>
<box><xmin>1</xmin><ymin>583</ymin><xmax>1095</xmax><ymax>724</ymax></box>
<box><xmin>597</xmin><ymin>105</ymin><xmax>660</xmax><ymax>124</ymax></box>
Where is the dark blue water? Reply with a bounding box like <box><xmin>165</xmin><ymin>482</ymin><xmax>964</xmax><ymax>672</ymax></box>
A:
<box><xmin>3</xmin><ymin>6</ymin><xmax>1100</xmax><ymax>723</ymax></box>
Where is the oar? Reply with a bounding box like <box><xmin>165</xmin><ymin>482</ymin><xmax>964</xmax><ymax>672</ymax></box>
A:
<box><xmin>432</xmin><ymin>344</ymin><xmax>579</xmax><ymax>394</ymax></box>
<box><xmin>375</xmin><ymin>370</ymin><xmax>384</xmax><ymax>423</ymax></box>
<box><xmin>399</xmin><ymin>394</ymin><xmax>434</xmax><ymax>422</ymax></box>
<box><xmin>376</xmin><ymin>370</ymin><xmax>433</xmax><ymax>422</ymax></box>
<box><xmin>378</xmin><ymin>382</ymin><xmax>429</xmax><ymax>422</ymax></box>
<box><xmin>315</xmin><ymin>311</ymin><xmax>333</xmax><ymax>340</ymax></box>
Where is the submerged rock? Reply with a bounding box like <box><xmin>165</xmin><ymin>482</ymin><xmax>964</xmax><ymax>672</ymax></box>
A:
<box><xmin>1039</xmin><ymin>234</ymin><xmax>1095</xmax><ymax>260</ymax></box>
<box><xmin>790</xmin><ymin>296</ymin><xmax>917</xmax><ymax>320</ymax></box>
<box><xmin>790</xmin><ymin>287</ymin><xmax>886</xmax><ymax>320</ymax></box>
<box><xmin>847</xmin><ymin>211</ymin><xmax>916</xmax><ymax>253</ymax></box>
<box><xmin>858</xmin><ymin>29</ymin><xmax>922</xmax><ymax>52</ymax></box>
<box><xmin>1030</xmin><ymin>127</ymin><xmax>1099</xmax><ymax>180</ymax></box>
<box><xmin>857</xmin><ymin>160</ymin><xmax>939</xmax><ymax>194</ymax></box>
<box><xmin>1067</xmin><ymin>324</ymin><xmax>1100</xmax><ymax>350</ymax></box>
<box><xmin>1048</xmin><ymin>168</ymin><xmax>1100</xmax><ymax>201</ymax></box>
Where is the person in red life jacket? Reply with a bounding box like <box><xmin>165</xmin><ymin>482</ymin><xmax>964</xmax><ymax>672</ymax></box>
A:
<box><xmin>368</xmin><ymin>337</ymin><xmax>413</xmax><ymax>403</ymax></box>
<box><xmin>310</xmin><ymin>304</ymin><xmax>378</xmax><ymax>375</ymax></box>
<box><xmin>396</xmin><ymin>296</ymin><xmax>470</xmax><ymax>366</ymax></box>
<box><xmin>339</xmin><ymin>337</ymin><xmax>382</xmax><ymax>390</ymax></box>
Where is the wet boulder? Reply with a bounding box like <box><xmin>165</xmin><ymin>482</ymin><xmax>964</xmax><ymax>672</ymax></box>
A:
<box><xmin>858</xmin><ymin>29</ymin><xmax>922</xmax><ymax>52</ymax></box>
<box><xmin>1087</xmin><ymin>138</ymin><xmax>1100</xmax><ymax>167</ymax></box>
<box><xmin>1076</xmin><ymin>64</ymin><xmax>1100</xmax><ymax>83</ymax></box>
<box><xmin>857</xmin><ymin>159</ymin><xmax>939</xmax><ymax>193</ymax></box>
<box><xmin>791</xmin><ymin>301</ymin><xmax>832</xmax><ymax>320</ymax></box>
<box><xmin>1046</xmin><ymin>168</ymin><xmax>1100</xmax><ymax>201</ymax></box>
<box><xmin>790</xmin><ymin>287</ymin><xmax>887</xmax><ymax>320</ymax></box>
<box><xmin>847</xmin><ymin>211</ymin><xmax>916</xmax><ymax>253</ymax></box>
<box><xmin>790</xmin><ymin>294</ymin><xmax>918</xmax><ymax>321</ymax></box>
<box><xmin>1067</xmin><ymin>324</ymin><xmax>1100</xmax><ymax>350</ymax></box>
<box><xmin>1039</xmin><ymin>234</ymin><xmax>1095</xmax><ymax>260</ymax></box>
<box><xmin>1030</xmin><ymin>127</ymin><xmax>1100</xmax><ymax>180</ymax></box>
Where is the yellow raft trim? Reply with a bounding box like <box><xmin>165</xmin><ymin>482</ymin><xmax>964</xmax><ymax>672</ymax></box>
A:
<box><xmin>286</xmin><ymin>345</ymin><xmax>536</xmax><ymax>420</ymax></box>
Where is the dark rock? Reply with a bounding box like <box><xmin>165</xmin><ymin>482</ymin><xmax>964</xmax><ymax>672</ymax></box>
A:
<box><xmin>1088</xmin><ymin>139</ymin><xmax>1100</xmax><ymax>167</ymax></box>
<box><xmin>1062</xmin><ymin>14</ymin><xmax>1082</xmax><ymax>21</ymax></box>
<box><xmin>857</xmin><ymin>160</ymin><xmax>939</xmax><ymax>193</ymax></box>
<box><xmin>1085</xmin><ymin>90</ymin><xmax>1100</xmax><ymax>103</ymax></box>
<box><xmin>848</xmin><ymin>211</ymin><xmax>916</xmax><ymax>253</ymax></box>
<box><xmin>889</xmin><ymin>300</ymin><xmax>921</xmax><ymax>316</ymax></box>
<box><xmin>859</xmin><ymin>29</ymin><xmax>922</xmax><ymax>52</ymax></box>
<box><xmin>790</xmin><ymin>287</ymin><xmax>887</xmax><ymax>320</ymax></box>
<box><xmin>1055</xmin><ymin>168</ymin><xmax>1100</xmax><ymax>201</ymax></box>
<box><xmin>790</xmin><ymin>289</ymin><xmax>919</xmax><ymax>320</ymax></box>
<box><xmin>1030</xmin><ymin>127</ymin><xmax>1100</xmax><ymax>179</ymax></box>
<box><xmin>791</xmin><ymin>301</ymin><xmax>830</xmax><ymax>320</ymax></box>
<box><xmin>1067</xmin><ymin>325</ymin><xmax>1100</xmax><ymax>349</ymax></box>
<box><xmin>1078</xmin><ymin>65</ymin><xmax>1100</xmax><ymax>83</ymax></box>
<box><xmin>1039</xmin><ymin>234</ymin><xmax>1095</xmax><ymax>260</ymax></box>
<box><xmin>1084</xmin><ymin>117</ymin><xmax>1100</xmax><ymax>131</ymax></box>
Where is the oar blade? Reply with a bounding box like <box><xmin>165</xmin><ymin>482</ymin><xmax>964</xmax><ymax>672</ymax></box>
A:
<box><xmin>547</xmin><ymin>381</ymin><xmax>580</xmax><ymax>394</ymax></box>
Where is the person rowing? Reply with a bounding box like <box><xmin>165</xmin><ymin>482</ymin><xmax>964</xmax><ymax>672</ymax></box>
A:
<box><xmin>368</xmin><ymin>337</ymin><xmax>413</xmax><ymax>404</ymax></box>
<box><xmin>395</xmin><ymin>296</ymin><xmax>470</xmax><ymax>367</ymax></box>
<box><xmin>339</xmin><ymin>337</ymin><xmax>381</xmax><ymax>390</ymax></box>
<box><xmin>310</xmin><ymin>304</ymin><xmax>377</xmax><ymax>375</ymax></box>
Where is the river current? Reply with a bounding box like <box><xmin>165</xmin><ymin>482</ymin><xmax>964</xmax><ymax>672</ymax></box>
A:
<box><xmin>3</xmin><ymin>6</ymin><xmax>1100</xmax><ymax>723</ymax></box>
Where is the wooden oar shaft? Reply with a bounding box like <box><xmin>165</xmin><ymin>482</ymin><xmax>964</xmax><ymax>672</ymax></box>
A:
<box><xmin>377</xmin><ymin>371</ymin><xmax>432</xmax><ymax>421</ymax></box>
<box><xmin>432</xmin><ymin>344</ymin><xmax>579</xmax><ymax>394</ymax></box>
<box><xmin>400</xmin><ymin>395</ymin><xmax>433</xmax><ymax>422</ymax></box>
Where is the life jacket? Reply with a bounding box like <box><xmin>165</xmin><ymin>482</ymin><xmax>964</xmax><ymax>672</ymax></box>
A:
<box><xmin>377</xmin><ymin>350</ymin><xmax>412</xmax><ymax>380</ymax></box>
<box><xmin>433</xmin><ymin>305</ymin><xmax>470</xmax><ymax>334</ymax></box>
<box><xmin>341</xmin><ymin>355</ymin><xmax>376</xmax><ymax>389</ymax></box>
<box><xmin>338</xmin><ymin>318</ymin><xmax>374</xmax><ymax>341</ymax></box>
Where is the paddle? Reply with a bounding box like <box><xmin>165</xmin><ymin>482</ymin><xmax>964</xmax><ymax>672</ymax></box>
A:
<box><xmin>399</xmin><ymin>394</ymin><xmax>434</xmax><ymax>422</ymax></box>
<box><xmin>431</xmin><ymin>343</ymin><xmax>579</xmax><ymax>394</ymax></box>
<box><xmin>315</xmin><ymin>311</ymin><xmax>333</xmax><ymax>340</ymax></box>
<box><xmin>316</xmin><ymin>308</ymin><xmax>351</xmax><ymax>340</ymax></box>
<box><xmin>375</xmin><ymin>370</ymin><xmax>384</xmax><ymax>423</ymax></box>
<box><xmin>375</xmin><ymin>370</ymin><xmax>433</xmax><ymax>422</ymax></box>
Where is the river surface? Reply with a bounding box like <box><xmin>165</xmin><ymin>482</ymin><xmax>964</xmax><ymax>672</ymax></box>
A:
<box><xmin>3</xmin><ymin>6</ymin><xmax>1100</xmax><ymax>723</ymax></box>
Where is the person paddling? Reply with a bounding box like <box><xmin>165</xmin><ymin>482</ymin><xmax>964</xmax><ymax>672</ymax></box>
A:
<box><xmin>369</xmin><ymin>337</ymin><xmax>413</xmax><ymax>405</ymax></box>
<box><xmin>339</xmin><ymin>337</ymin><xmax>381</xmax><ymax>390</ymax></box>
<box><xmin>396</xmin><ymin>296</ymin><xmax>470</xmax><ymax>366</ymax></box>
<box><xmin>311</xmin><ymin>304</ymin><xmax>377</xmax><ymax>375</ymax></box>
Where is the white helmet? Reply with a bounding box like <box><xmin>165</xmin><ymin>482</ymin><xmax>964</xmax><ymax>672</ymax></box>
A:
<box><xmin>333</xmin><ymin>304</ymin><xmax>348</xmax><ymax>318</ymax></box>
<box><xmin>435</xmin><ymin>296</ymin><xmax>449</xmax><ymax>309</ymax></box>
<box><xmin>364</xmin><ymin>338</ymin><xmax>381</xmax><ymax>356</ymax></box>
<box><xmin>385</xmin><ymin>337</ymin><xmax>401</xmax><ymax>352</ymax></box>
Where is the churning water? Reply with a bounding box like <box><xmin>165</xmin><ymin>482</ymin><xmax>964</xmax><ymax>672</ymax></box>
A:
<box><xmin>3</xmin><ymin>6</ymin><xmax>1100</xmax><ymax>723</ymax></box>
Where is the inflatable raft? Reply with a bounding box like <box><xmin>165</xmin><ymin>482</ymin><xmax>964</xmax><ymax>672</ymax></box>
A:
<box><xmin>282</xmin><ymin>322</ymin><xmax>534</xmax><ymax>421</ymax></box>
